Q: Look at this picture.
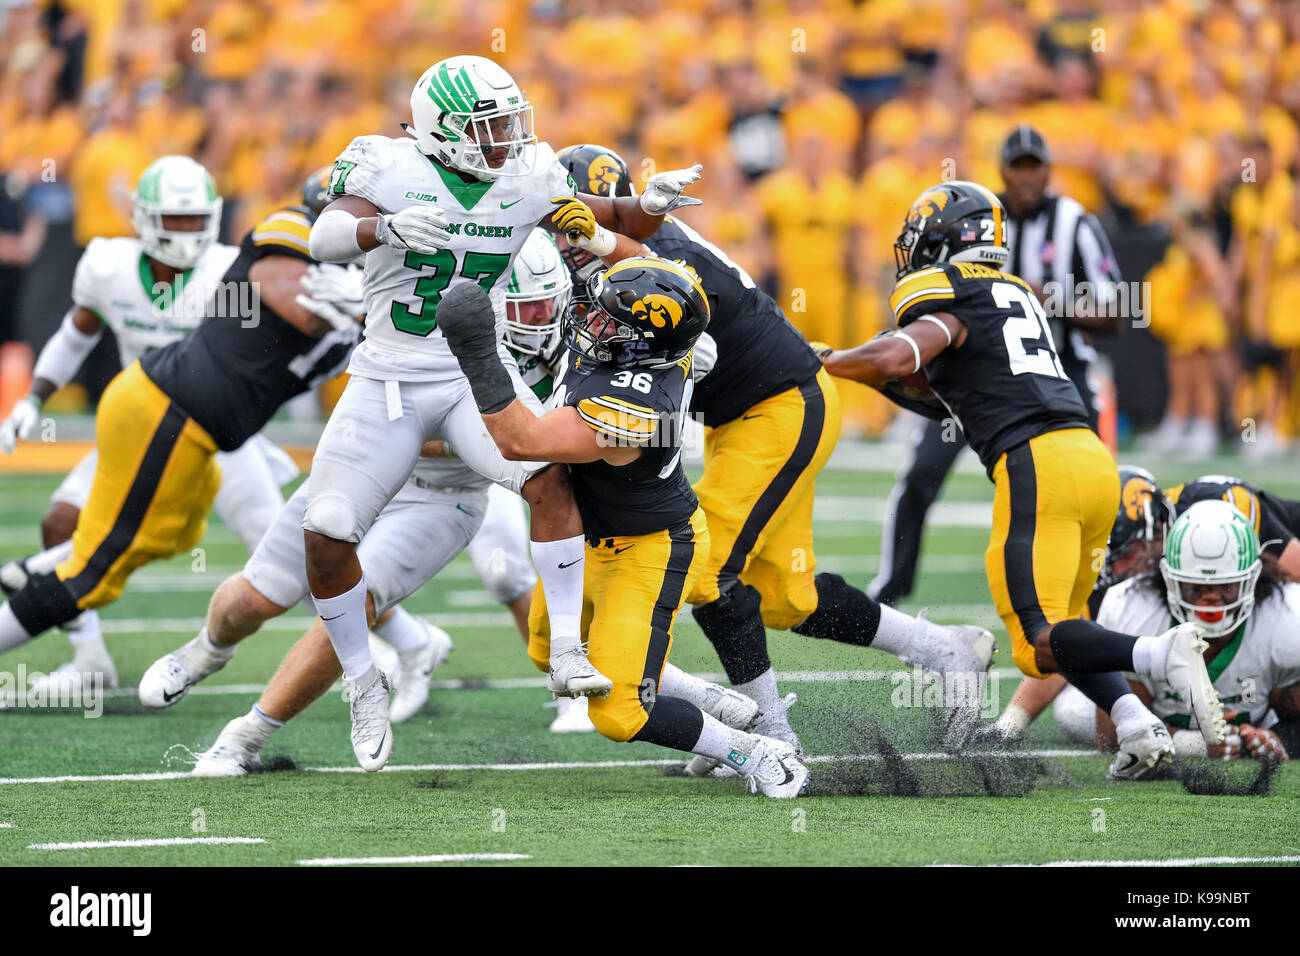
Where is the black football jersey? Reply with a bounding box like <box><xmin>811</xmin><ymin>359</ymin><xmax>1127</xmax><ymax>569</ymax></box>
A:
<box><xmin>890</xmin><ymin>261</ymin><xmax>1089</xmax><ymax>476</ymax></box>
<box><xmin>556</xmin><ymin>353</ymin><xmax>698</xmax><ymax>540</ymax></box>
<box><xmin>645</xmin><ymin>217</ymin><xmax>823</xmax><ymax>426</ymax></box>
<box><xmin>1167</xmin><ymin>475</ymin><xmax>1300</xmax><ymax>557</ymax></box>
<box><xmin>141</xmin><ymin>205</ymin><xmax>358</xmax><ymax>451</ymax></box>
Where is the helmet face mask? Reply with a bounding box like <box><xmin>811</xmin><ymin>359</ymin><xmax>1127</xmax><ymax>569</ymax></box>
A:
<box><xmin>1160</xmin><ymin>499</ymin><xmax>1262</xmax><ymax>638</ymax></box>
<box><xmin>564</xmin><ymin>257</ymin><xmax>710</xmax><ymax>369</ymax></box>
<box><xmin>504</xmin><ymin>230</ymin><xmax>571</xmax><ymax>359</ymax></box>
<box><xmin>132</xmin><ymin>156</ymin><xmax>222</xmax><ymax>270</ymax></box>
<box><xmin>408</xmin><ymin>57</ymin><xmax>536</xmax><ymax>181</ymax></box>
<box><xmin>1100</xmin><ymin>465</ymin><xmax>1173</xmax><ymax>587</ymax></box>
<box><xmin>894</xmin><ymin>181</ymin><xmax>1010</xmax><ymax>279</ymax></box>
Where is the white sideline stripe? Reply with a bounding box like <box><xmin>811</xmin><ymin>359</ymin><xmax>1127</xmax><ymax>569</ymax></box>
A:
<box><xmin>0</xmin><ymin>748</ymin><xmax>1096</xmax><ymax>785</ymax></box>
<box><xmin>298</xmin><ymin>853</ymin><xmax>530</xmax><ymax>866</ymax></box>
<box><xmin>0</xmin><ymin>822</ymin><xmax>13</xmax><ymax>828</ymax></box>
<box><xmin>935</xmin><ymin>855</ymin><xmax>1300</xmax><ymax>868</ymax></box>
<box><xmin>28</xmin><ymin>837</ymin><xmax>265</xmax><ymax>850</ymax></box>
<box><xmin>96</xmin><ymin>667</ymin><xmax>1027</xmax><ymax>700</ymax></box>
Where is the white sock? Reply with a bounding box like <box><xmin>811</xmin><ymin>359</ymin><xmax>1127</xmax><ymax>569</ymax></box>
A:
<box><xmin>65</xmin><ymin>609</ymin><xmax>102</xmax><ymax>648</ymax></box>
<box><xmin>374</xmin><ymin>605</ymin><xmax>428</xmax><ymax>651</ymax></box>
<box><xmin>0</xmin><ymin>603</ymin><xmax>35</xmax><ymax>653</ymax></box>
<box><xmin>197</xmin><ymin>626</ymin><xmax>236</xmax><ymax>659</ymax></box>
<box><xmin>1131</xmin><ymin>633</ymin><xmax>1158</xmax><ymax>677</ymax></box>
<box><xmin>872</xmin><ymin>603</ymin><xmax>920</xmax><ymax>657</ymax></box>
<box><xmin>311</xmin><ymin>576</ymin><xmax>373</xmax><ymax>680</ymax></box>
<box><xmin>691</xmin><ymin>712</ymin><xmax>742</xmax><ymax>760</ymax></box>
<box><xmin>250</xmin><ymin>704</ymin><xmax>285</xmax><ymax>730</ymax></box>
<box><xmin>734</xmin><ymin>668</ymin><xmax>780</xmax><ymax>713</ymax></box>
<box><xmin>659</xmin><ymin>662</ymin><xmax>714</xmax><ymax>709</ymax></box>
<box><xmin>1110</xmin><ymin>692</ymin><xmax>1150</xmax><ymax>730</ymax></box>
<box><xmin>531</xmin><ymin>535</ymin><xmax>585</xmax><ymax>653</ymax></box>
<box><xmin>25</xmin><ymin>540</ymin><xmax>74</xmax><ymax>576</ymax></box>
<box><xmin>995</xmin><ymin>703</ymin><xmax>1031</xmax><ymax>737</ymax></box>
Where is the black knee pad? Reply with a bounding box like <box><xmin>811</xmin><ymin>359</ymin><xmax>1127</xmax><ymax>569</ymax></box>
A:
<box><xmin>791</xmin><ymin>573</ymin><xmax>881</xmax><ymax>646</ymax></box>
<box><xmin>692</xmin><ymin>582</ymin><xmax>769</xmax><ymax>685</ymax></box>
<box><xmin>8</xmin><ymin>571</ymin><xmax>81</xmax><ymax>637</ymax></box>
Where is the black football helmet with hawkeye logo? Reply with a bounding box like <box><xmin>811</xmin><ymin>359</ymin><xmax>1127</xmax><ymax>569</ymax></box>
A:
<box><xmin>555</xmin><ymin>144</ymin><xmax>635</xmax><ymax>279</ymax></box>
<box><xmin>894</xmin><ymin>180</ymin><xmax>1011</xmax><ymax>279</ymax></box>
<box><xmin>1099</xmin><ymin>465</ymin><xmax>1174</xmax><ymax>588</ymax></box>
<box><xmin>567</xmin><ymin>256</ymin><xmax>710</xmax><ymax>369</ymax></box>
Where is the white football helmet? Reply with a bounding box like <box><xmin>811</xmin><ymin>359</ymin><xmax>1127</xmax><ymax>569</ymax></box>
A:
<box><xmin>504</xmin><ymin>228</ymin><xmax>571</xmax><ymax>359</ymax></box>
<box><xmin>1161</xmin><ymin>499</ymin><xmax>1262</xmax><ymax>638</ymax></box>
<box><xmin>131</xmin><ymin>156</ymin><xmax>222</xmax><ymax>270</ymax></box>
<box><xmin>406</xmin><ymin>56</ymin><xmax>536</xmax><ymax>181</ymax></box>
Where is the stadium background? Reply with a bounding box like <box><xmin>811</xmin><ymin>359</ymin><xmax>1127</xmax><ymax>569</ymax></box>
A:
<box><xmin>1</xmin><ymin>0</ymin><xmax>1298</xmax><ymax>452</ymax></box>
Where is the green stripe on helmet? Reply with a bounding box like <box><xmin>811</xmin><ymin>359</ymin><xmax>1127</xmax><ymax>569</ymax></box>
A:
<box><xmin>435</xmin><ymin>63</ymin><xmax>472</xmax><ymax>113</ymax></box>
<box><xmin>452</xmin><ymin>68</ymin><xmax>480</xmax><ymax>108</ymax></box>
<box><xmin>136</xmin><ymin>163</ymin><xmax>164</xmax><ymax>203</ymax></box>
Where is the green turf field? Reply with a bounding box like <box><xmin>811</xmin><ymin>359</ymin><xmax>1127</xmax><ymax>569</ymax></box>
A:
<box><xmin>2</xmin><ymin>444</ymin><xmax>1298</xmax><ymax>867</ymax></box>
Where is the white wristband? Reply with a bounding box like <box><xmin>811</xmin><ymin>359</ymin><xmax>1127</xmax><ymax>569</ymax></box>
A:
<box><xmin>575</xmin><ymin>224</ymin><xmax>617</xmax><ymax>258</ymax></box>
<box><xmin>309</xmin><ymin>208</ymin><xmax>364</xmax><ymax>262</ymax></box>
<box><xmin>33</xmin><ymin>309</ymin><xmax>103</xmax><ymax>389</ymax></box>
<box><xmin>1171</xmin><ymin>729</ymin><xmax>1207</xmax><ymax>757</ymax></box>
<box><xmin>915</xmin><ymin>314</ymin><xmax>953</xmax><ymax>346</ymax></box>
<box><xmin>895</xmin><ymin>330</ymin><xmax>922</xmax><ymax>374</ymax></box>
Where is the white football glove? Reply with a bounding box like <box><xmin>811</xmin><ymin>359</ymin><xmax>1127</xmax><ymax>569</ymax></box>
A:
<box><xmin>294</xmin><ymin>294</ymin><xmax>358</xmax><ymax>333</ymax></box>
<box><xmin>302</xmin><ymin>263</ymin><xmax>365</xmax><ymax>314</ymax></box>
<box><xmin>640</xmin><ymin>164</ymin><xmax>703</xmax><ymax>215</ymax></box>
<box><xmin>374</xmin><ymin>205</ymin><xmax>452</xmax><ymax>254</ymax></box>
<box><xmin>0</xmin><ymin>395</ymin><xmax>41</xmax><ymax>454</ymax></box>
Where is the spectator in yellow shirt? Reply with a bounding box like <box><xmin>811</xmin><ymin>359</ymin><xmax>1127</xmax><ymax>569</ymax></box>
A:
<box><xmin>68</xmin><ymin>92</ymin><xmax>152</xmax><ymax>248</ymax></box>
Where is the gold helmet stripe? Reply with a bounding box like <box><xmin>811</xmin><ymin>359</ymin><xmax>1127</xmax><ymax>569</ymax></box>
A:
<box><xmin>965</xmin><ymin>181</ymin><xmax>1003</xmax><ymax>244</ymax></box>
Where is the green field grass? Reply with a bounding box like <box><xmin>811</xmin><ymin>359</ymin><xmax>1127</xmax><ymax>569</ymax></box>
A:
<box><xmin>2</xmin><ymin>445</ymin><xmax>1298</xmax><ymax>867</ymax></box>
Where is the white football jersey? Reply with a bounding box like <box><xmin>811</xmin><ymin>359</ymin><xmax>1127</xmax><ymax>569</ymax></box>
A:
<box><xmin>70</xmin><ymin>237</ymin><xmax>239</xmax><ymax>369</ymax></box>
<box><xmin>1098</xmin><ymin>578</ymin><xmax>1300</xmax><ymax>727</ymax></box>
<box><xmin>330</xmin><ymin>135</ymin><xmax>576</xmax><ymax>381</ymax></box>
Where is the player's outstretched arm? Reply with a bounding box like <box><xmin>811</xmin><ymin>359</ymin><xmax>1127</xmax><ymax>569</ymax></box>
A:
<box><xmin>578</xmin><ymin>163</ymin><xmax>703</xmax><ymax>241</ymax></box>
<box><xmin>0</xmin><ymin>306</ymin><xmax>103</xmax><ymax>453</ymax></box>
<box><xmin>248</xmin><ymin>255</ymin><xmax>332</xmax><ymax>338</ymax></box>
<box><xmin>824</xmin><ymin>312</ymin><xmax>965</xmax><ymax>387</ymax></box>
<box><xmin>481</xmin><ymin>404</ymin><xmax>638</xmax><ymax>465</ymax></box>
<box><xmin>310</xmin><ymin>195</ymin><xmax>452</xmax><ymax>261</ymax></box>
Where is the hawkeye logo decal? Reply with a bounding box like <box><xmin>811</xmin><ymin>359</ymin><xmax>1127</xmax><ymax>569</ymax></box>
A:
<box><xmin>632</xmin><ymin>293</ymin><xmax>683</xmax><ymax>329</ymax></box>
<box><xmin>1122</xmin><ymin>476</ymin><xmax>1157</xmax><ymax>522</ymax></box>
<box><xmin>907</xmin><ymin>189</ymin><xmax>949</xmax><ymax>228</ymax></box>
<box><xmin>587</xmin><ymin>155</ymin><xmax>622</xmax><ymax>195</ymax></box>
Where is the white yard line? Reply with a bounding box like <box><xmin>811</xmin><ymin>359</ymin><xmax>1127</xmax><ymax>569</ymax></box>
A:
<box><xmin>28</xmin><ymin>837</ymin><xmax>265</xmax><ymax>850</ymax></box>
<box><xmin>94</xmin><ymin>666</ymin><xmax>1026</xmax><ymax>700</ymax></box>
<box><xmin>0</xmin><ymin>823</ymin><xmax>14</xmax><ymax>828</ymax></box>
<box><xmin>935</xmin><ymin>855</ymin><xmax>1300</xmax><ymax>868</ymax></box>
<box><xmin>297</xmin><ymin>852</ymin><xmax>530</xmax><ymax>866</ymax></box>
<box><xmin>0</xmin><ymin>747</ymin><xmax>1096</xmax><ymax>786</ymax></box>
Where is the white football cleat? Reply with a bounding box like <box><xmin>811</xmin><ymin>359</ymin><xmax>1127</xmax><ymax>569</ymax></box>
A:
<box><xmin>0</xmin><ymin>557</ymin><xmax>29</xmax><ymax>596</ymax></box>
<box><xmin>739</xmin><ymin>735</ymin><xmax>809</xmax><ymax>798</ymax></box>
<box><xmin>549</xmin><ymin>695</ymin><xmax>596</xmax><ymax>733</ymax></box>
<box><xmin>702</xmin><ymin>684</ymin><xmax>760</xmax><ymax>730</ymax></box>
<box><xmin>389</xmin><ymin>621</ymin><xmax>454</xmax><ymax>724</ymax></box>
<box><xmin>139</xmin><ymin>633</ymin><xmax>236</xmax><ymax>708</ymax></box>
<box><xmin>347</xmin><ymin>666</ymin><xmax>393</xmax><ymax>772</ymax></box>
<box><xmin>192</xmin><ymin>714</ymin><xmax>268</xmax><ymax>777</ymax></box>
<box><xmin>902</xmin><ymin>611</ymin><xmax>997</xmax><ymax>749</ymax></box>
<box><xmin>548</xmin><ymin>645</ymin><xmax>613</xmax><ymax>699</ymax></box>
<box><xmin>1108</xmin><ymin>718</ymin><xmax>1175</xmax><ymax>780</ymax></box>
<box><xmin>683</xmin><ymin>691</ymin><xmax>792</xmax><ymax>778</ymax></box>
<box><xmin>1142</xmin><ymin>623</ymin><xmax>1225</xmax><ymax>747</ymax></box>
<box><xmin>28</xmin><ymin>640</ymin><xmax>119</xmax><ymax>698</ymax></box>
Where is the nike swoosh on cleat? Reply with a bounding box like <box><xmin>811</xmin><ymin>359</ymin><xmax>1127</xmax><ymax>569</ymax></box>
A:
<box><xmin>162</xmin><ymin>685</ymin><xmax>191</xmax><ymax>703</ymax></box>
<box><xmin>368</xmin><ymin>732</ymin><xmax>387</xmax><ymax>761</ymax></box>
<box><xmin>558</xmin><ymin>559</ymin><xmax>581</xmax><ymax>569</ymax></box>
<box><xmin>775</xmin><ymin>757</ymin><xmax>794</xmax><ymax>785</ymax></box>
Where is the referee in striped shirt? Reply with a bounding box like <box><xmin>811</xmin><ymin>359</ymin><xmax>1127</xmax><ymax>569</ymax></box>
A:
<box><xmin>868</xmin><ymin>125</ymin><xmax>1122</xmax><ymax>604</ymax></box>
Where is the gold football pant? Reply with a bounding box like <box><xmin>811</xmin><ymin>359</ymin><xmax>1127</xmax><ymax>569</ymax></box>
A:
<box><xmin>55</xmin><ymin>362</ymin><xmax>222</xmax><ymax>610</ymax></box>
<box><xmin>529</xmin><ymin>509</ymin><xmax>709</xmax><ymax>742</ymax></box>
<box><xmin>985</xmin><ymin>428</ymin><xmax>1118</xmax><ymax>679</ymax></box>
<box><xmin>686</xmin><ymin>369</ymin><xmax>841</xmax><ymax>630</ymax></box>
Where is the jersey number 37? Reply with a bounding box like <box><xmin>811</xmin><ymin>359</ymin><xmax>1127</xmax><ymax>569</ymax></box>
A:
<box><xmin>993</xmin><ymin>281</ymin><xmax>1066</xmax><ymax>380</ymax></box>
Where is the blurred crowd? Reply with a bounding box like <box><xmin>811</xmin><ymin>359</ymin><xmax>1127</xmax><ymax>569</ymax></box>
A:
<box><xmin>2</xmin><ymin>0</ymin><xmax>1300</xmax><ymax>446</ymax></box>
